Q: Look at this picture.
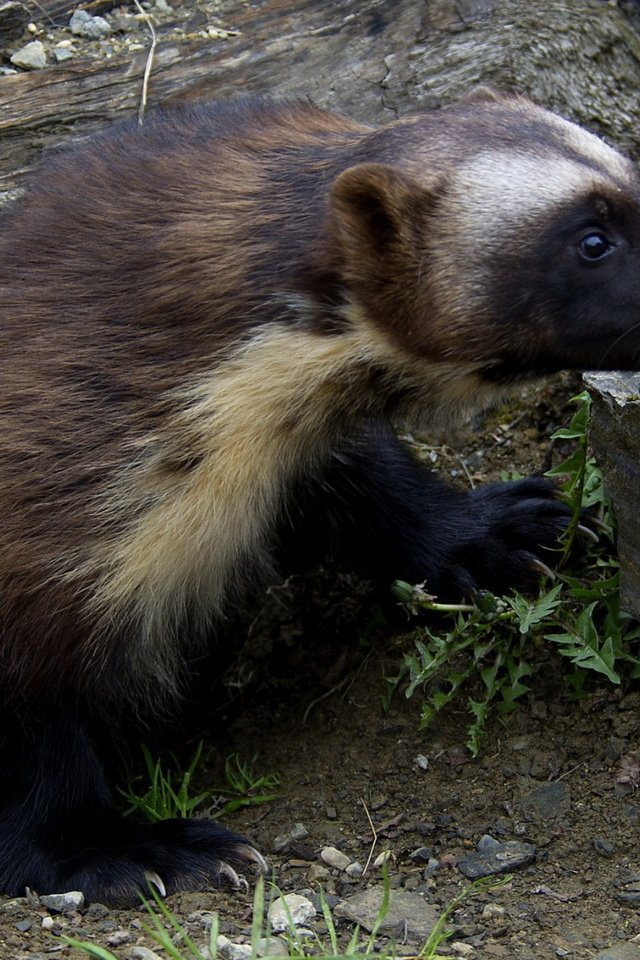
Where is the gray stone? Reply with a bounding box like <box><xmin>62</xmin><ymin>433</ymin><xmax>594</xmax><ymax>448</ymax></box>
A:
<box><xmin>1</xmin><ymin>898</ymin><xmax>29</xmax><ymax>914</ymax></box>
<box><xmin>320</xmin><ymin>845</ymin><xmax>351</xmax><ymax>870</ymax></box>
<box><xmin>593</xmin><ymin>836</ymin><xmax>615</xmax><ymax>857</ymax></box>
<box><xmin>617</xmin><ymin>878</ymin><xmax>640</xmax><ymax>905</ymax></box>
<box><xmin>9</xmin><ymin>39</ymin><xmax>47</xmax><ymax>69</ymax></box>
<box><xmin>520</xmin><ymin>781</ymin><xmax>571</xmax><ymax>821</ymax></box>
<box><xmin>53</xmin><ymin>43</ymin><xmax>74</xmax><ymax>62</ymax></box>
<box><xmin>40</xmin><ymin>890</ymin><xmax>85</xmax><ymax>912</ymax></box>
<box><xmin>127</xmin><ymin>948</ymin><xmax>164</xmax><ymax>960</ymax></box>
<box><xmin>273</xmin><ymin>822</ymin><xmax>309</xmax><ymax>852</ymax></box>
<box><xmin>215</xmin><ymin>936</ymin><xmax>253</xmax><ymax>960</ymax></box>
<box><xmin>69</xmin><ymin>9</ymin><xmax>112</xmax><ymax>38</ymax></box>
<box><xmin>409</xmin><ymin>846</ymin><xmax>432</xmax><ymax>863</ymax></box>
<box><xmin>450</xmin><ymin>943</ymin><xmax>475</xmax><ymax>958</ymax></box>
<box><xmin>107</xmin><ymin>929</ymin><xmax>131</xmax><ymax>946</ymax></box>
<box><xmin>423</xmin><ymin>857</ymin><xmax>441</xmax><ymax>877</ymax></box>
<box><xmin>584</xmin><ymin>371</ymin><xmax>640</xmax><ymax>619</ymax></box>
<box><xmin>457</xmin><ymin>834</ymin><xmax>536</xmax><ymax>879</ymax></box>
<box><xmin>255</xmin><ymin>937</ymin><xmax>290</xmax><ymax>957</ymax></box>
<box><xmin>593</xmin><ymin>943</ymin><xmax>640</xmax><ymax>960</ymax></box>
<box><xmin>267</xmin><ymin>893</ymin><xmax>315</xmax><ymax>932</ymax></box>
<box><xmin>334</xmin><ymin>887</ymin><xmax>439</xmax><ymax>940</ymax></box>
<box><xmin>481</xmin><ymin>902</ymin><xmax>506</xmax><ymax>921</ymax></box>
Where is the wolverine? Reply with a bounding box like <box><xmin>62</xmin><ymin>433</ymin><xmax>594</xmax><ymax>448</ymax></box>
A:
<box><xmin>0</xmin><ymin>89</ymin><xmax>639</xmax><ymax>904</ymax></box>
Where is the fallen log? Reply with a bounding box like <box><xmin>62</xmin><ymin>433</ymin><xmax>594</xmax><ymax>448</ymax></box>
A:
<box><xmin>1</xmin><ymin>0</ymin><xmax>639</xmax><ymax>197</ymax></box>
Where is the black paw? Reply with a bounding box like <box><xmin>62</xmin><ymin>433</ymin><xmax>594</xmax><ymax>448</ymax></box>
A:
<box><xmin>443</xmin><ymin>477</ymin><xmax>574</xmax><ymax>598</ymax></box>
<box><xmin>1</xmin><ymin>813</ymin><xmax>266</xmax><ymax>906</ymax></box>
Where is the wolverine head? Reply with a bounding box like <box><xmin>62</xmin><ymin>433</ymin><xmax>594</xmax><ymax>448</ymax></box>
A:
<box><xmin>328</xmin><ymin>91</ymin><xmax>640</xmax><ymax>383</ymax></box>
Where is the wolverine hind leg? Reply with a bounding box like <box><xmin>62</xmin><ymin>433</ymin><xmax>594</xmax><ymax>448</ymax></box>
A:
<box><xmin>0</xmin><ymin>701</ymin><xmax>264</xmax><ymax>905</ymax></box>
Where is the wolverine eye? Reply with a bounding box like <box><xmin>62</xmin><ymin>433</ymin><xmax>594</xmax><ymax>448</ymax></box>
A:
<box><xmin>578</xmin><ymin>231</ymin><xmax>613</xmax><ymax>261</ymax></box>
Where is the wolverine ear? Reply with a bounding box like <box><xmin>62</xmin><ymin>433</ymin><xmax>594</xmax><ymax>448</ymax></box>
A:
<box><xmin>329</xmin><ymin>162</ymin><xmax>438</xmax><ymax>268</ymax></box>
<box><xmin>460</xmin><ymin>85</ymin><xmax>508</xmax><ymax>105</ymax></box>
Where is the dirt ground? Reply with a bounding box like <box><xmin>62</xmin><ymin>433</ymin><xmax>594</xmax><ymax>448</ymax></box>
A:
<box><xmin>2</xmin><ymin>5</ymin><xmax>640</xmax><ymax>958</ymax></box>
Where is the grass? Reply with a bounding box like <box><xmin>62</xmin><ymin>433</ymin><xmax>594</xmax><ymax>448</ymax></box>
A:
<box><xmin>63</xmin><ymin>872</ymin><xmax>507</xmax><ymax>960</ymax></box>
<box><xmin>120</xmin><ymin>742</ymin><xmax>211</xmax><ymax>822</ymax></box>
<box><xmin>120</xmin><ymin>745</ymin><xmax>279</xmax><ymax>822</ymax></box>
<box><xmin>387</xmin><ymin>391</ymin><xmax>640</xmax><ymax>754</ymax></box>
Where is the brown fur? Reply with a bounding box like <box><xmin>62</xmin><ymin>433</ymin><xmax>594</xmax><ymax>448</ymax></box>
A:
<box><xmin>0</xmin><ymin>94</ymin><xmax>639</xmax><ymax>708</ymax></box>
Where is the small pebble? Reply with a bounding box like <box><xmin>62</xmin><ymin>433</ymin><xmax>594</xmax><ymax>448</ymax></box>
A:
<box><xmin>127</xmin><ymin>947</ymin><xmax>164</xmax><ymax>960</ymax></box>
<box><xmin>10</xmin><ymin>39</ymin><xmax>47</xmax><ymax>69</ymax></box>
<box><xmin>215</xmin><ymin>935</ymin><xmax>252</xmax><ymax>960</ymax></box>
<box><xmin>410</xmin><ymin>846</ymin><xmax>432</xmax><ymax>863</ymax></box>
<box><xmin>616</xmin><ymin>879</ymin><xmax>640</xmax><ymax>905</ymax></box>
<box><xmin>41</xmin><ymin>916</ymin><xmax>55</xmax><ymax>930</ymax></box>
<box><xmin>320</xmin><ymin>845</ymin><xmax>351</xmax><ymax>870</ymax></box>
<box><xmin>255</xmin><ymin>936</ymin><xmax>290</xmax><ymax>957</ymax></box>
<box><xmin>267</xmin><ymin>893</ymin><xmax>315</xmax><ymax>932</ymax></box>
<box><xmin>373</xmin><ymin>850</ymin><xmax>391</xmax><ymax>868</ymax></box>
<box><xmin>345</xmin><ymin>860</ymin><xmax>364</xmax><ymax>878</ymax></box>
<box><xmin>107</xmin><ymin>929</ymin><xmax>132</xmax><ymax>946</ymax></box>
<box><xmin>40</xmin><ymin>890</ymin><xmax>85</xmax><ymax>912</ymax></box>
<box><xmin>69</xmin><ymin>8</ymin><xmax>112</xmax><ymax>37</ymax></box>
<box><xmin>273</xmin><ymin>822</ymin><xmax>309</xmax><ymax>852</ymax></box>
<box><xmin>53</xmin><ymin>43</ymin><xmax>74</xmax><ymax>61</ymax></box>
<box><xmin>451</xmin><ymin>942</ymin><xmax>475</xmax><ymax>957</ymax></box>
<box><xmin>1</xmin><ymin>898</ymin><xmax>29</xmax><ymax>914</ymax></box>
<box><xmin>520</xmin><ymin>782</ymin><xmax>571</xmax><ymax>822</ymax></box>
<box><xmin>458</xmin><ymin>835</ymin><xmax>536</xmax><ymax>879</ymax></box>
<box><xmin>593</xmin><ymin>836</ymin><xmax>614</xmax><ymax>857</ymax></box>
<box><xmin>481</xmin><ymin>903</ymin><xmax>506</xmax><ymax>921</ymax></box>
<box><xmin>85</xmin><ymin>902</ymin><xmax>110</xmax><ymax>919</ymax></box>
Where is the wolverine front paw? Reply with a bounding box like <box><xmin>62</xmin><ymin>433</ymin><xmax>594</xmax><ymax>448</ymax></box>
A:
<box><xmin>1</xmin><ymin>814</ymin><xmax>266</xmax><ymax>906</ymax></box>
<box><xmin>444</xmin><ymin>477</ymin><xmax>575</xmax><ymax>598</ymax></box>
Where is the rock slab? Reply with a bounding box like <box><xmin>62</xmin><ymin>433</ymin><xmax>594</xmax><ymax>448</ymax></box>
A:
<box><xmin>334</xmin><ymin>887</ymin><xmax>438</xmax><ymax>940</ymax></box>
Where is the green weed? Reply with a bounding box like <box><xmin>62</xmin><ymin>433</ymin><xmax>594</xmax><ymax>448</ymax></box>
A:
<box><xmin>217</xmin><ymin>753</ymin><xmax>280</xmax><ymax>815</ymax></box>
<box><xmin>120</xmin><ymin>746</ymin><xmax>279</xmax><ymax>822</ymax></box>
<box><xmin>120</xmin><ymin>741</ymin><xmax>211</xmax><ymax>822</ymax></box>
<box><xmin>388</xmin><ymin>391</ymin><xmax>640</xmax><ymax>755</ymax></box>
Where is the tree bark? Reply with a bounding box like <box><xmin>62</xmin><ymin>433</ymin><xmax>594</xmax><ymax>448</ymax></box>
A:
<box><xmin>1</xmin><ymin>0</ymin><xmax>639</xmax><ymax>196</ymax></box>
